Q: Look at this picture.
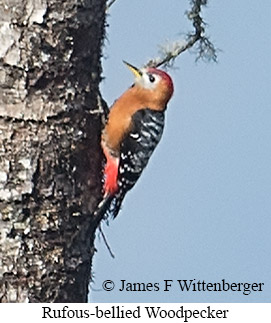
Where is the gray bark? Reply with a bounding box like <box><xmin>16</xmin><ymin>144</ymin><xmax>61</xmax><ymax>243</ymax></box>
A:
<box><xmin>0</xmin><ymin>0</ymin><xmax>106</xmax><ymax>302</ymax></box>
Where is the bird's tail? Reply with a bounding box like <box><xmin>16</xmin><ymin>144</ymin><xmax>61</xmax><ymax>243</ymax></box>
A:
<box><xmin>93</xmin><ymin>191</ymin><xmax>125</xmax><ymax>219</ymax></box>
<box><xmin>110</xmin><ymin>191</ymin><xmax>125</xmax><ymax>218</ymax></box>
<box><xmin>93</xmin><ymin>193</ymin><xmax>114</xmax><ymax>220</ymax></box>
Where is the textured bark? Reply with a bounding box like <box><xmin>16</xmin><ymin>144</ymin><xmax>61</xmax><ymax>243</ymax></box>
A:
<box><xmin>0</xmin><ymin>0</ymin><xmax>106</xmax><ymax>302</ymax></box>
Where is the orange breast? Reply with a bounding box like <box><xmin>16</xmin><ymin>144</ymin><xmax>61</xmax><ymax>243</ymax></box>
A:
<box><xmin>102</xmin><ymin>85</ymin><xmax>168</xmax><ymax>154</ymax></box>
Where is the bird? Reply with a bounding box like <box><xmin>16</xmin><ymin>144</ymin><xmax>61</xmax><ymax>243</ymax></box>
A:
<box><xmin>95</xmin><ymin>61</ymin><xmax>174</xmax><ymax>219</ymax></box>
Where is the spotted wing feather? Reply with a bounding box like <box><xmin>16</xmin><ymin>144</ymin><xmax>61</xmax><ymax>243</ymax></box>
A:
<box><xmin>109</xmin><ymin>108</ymin><xmax>165</xmax><ymax>218</ymax></box>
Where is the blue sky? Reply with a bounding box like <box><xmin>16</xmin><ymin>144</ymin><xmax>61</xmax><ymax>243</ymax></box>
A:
<box><xmin>90</xmin><ymin>0</ymin><xmax>271</xmax><ymax>302</ymax></box>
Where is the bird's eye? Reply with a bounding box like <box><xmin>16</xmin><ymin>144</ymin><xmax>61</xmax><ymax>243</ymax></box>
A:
<box><xmin>148</xmin><ymin>74</ymin><xmax>155</xmax><ymax>83</ymax></box>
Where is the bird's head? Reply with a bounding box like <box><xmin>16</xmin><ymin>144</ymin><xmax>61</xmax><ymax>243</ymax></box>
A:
<box><xmin>123</xmin><ymin>61</ymin><xmax>174</xmax><ymax>107</ymax></box>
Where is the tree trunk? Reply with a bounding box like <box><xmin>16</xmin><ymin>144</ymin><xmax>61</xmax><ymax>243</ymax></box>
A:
<box><xmin>0</xmin><ymin>0</ymin><xmax>106</xmax><ymax>302</ymax></box>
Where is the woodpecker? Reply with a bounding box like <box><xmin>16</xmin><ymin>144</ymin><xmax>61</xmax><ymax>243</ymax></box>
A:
<box><xmin>95</xmin><ymin>61</ymin><xmax>174</xmax><ymax>219</ymax></box>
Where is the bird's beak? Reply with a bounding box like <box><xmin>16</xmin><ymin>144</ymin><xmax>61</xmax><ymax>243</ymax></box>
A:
<box><xmin>123</xmin><ymin>61</ymin><xmax>142</xmax><ymax>78</ymax></box>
